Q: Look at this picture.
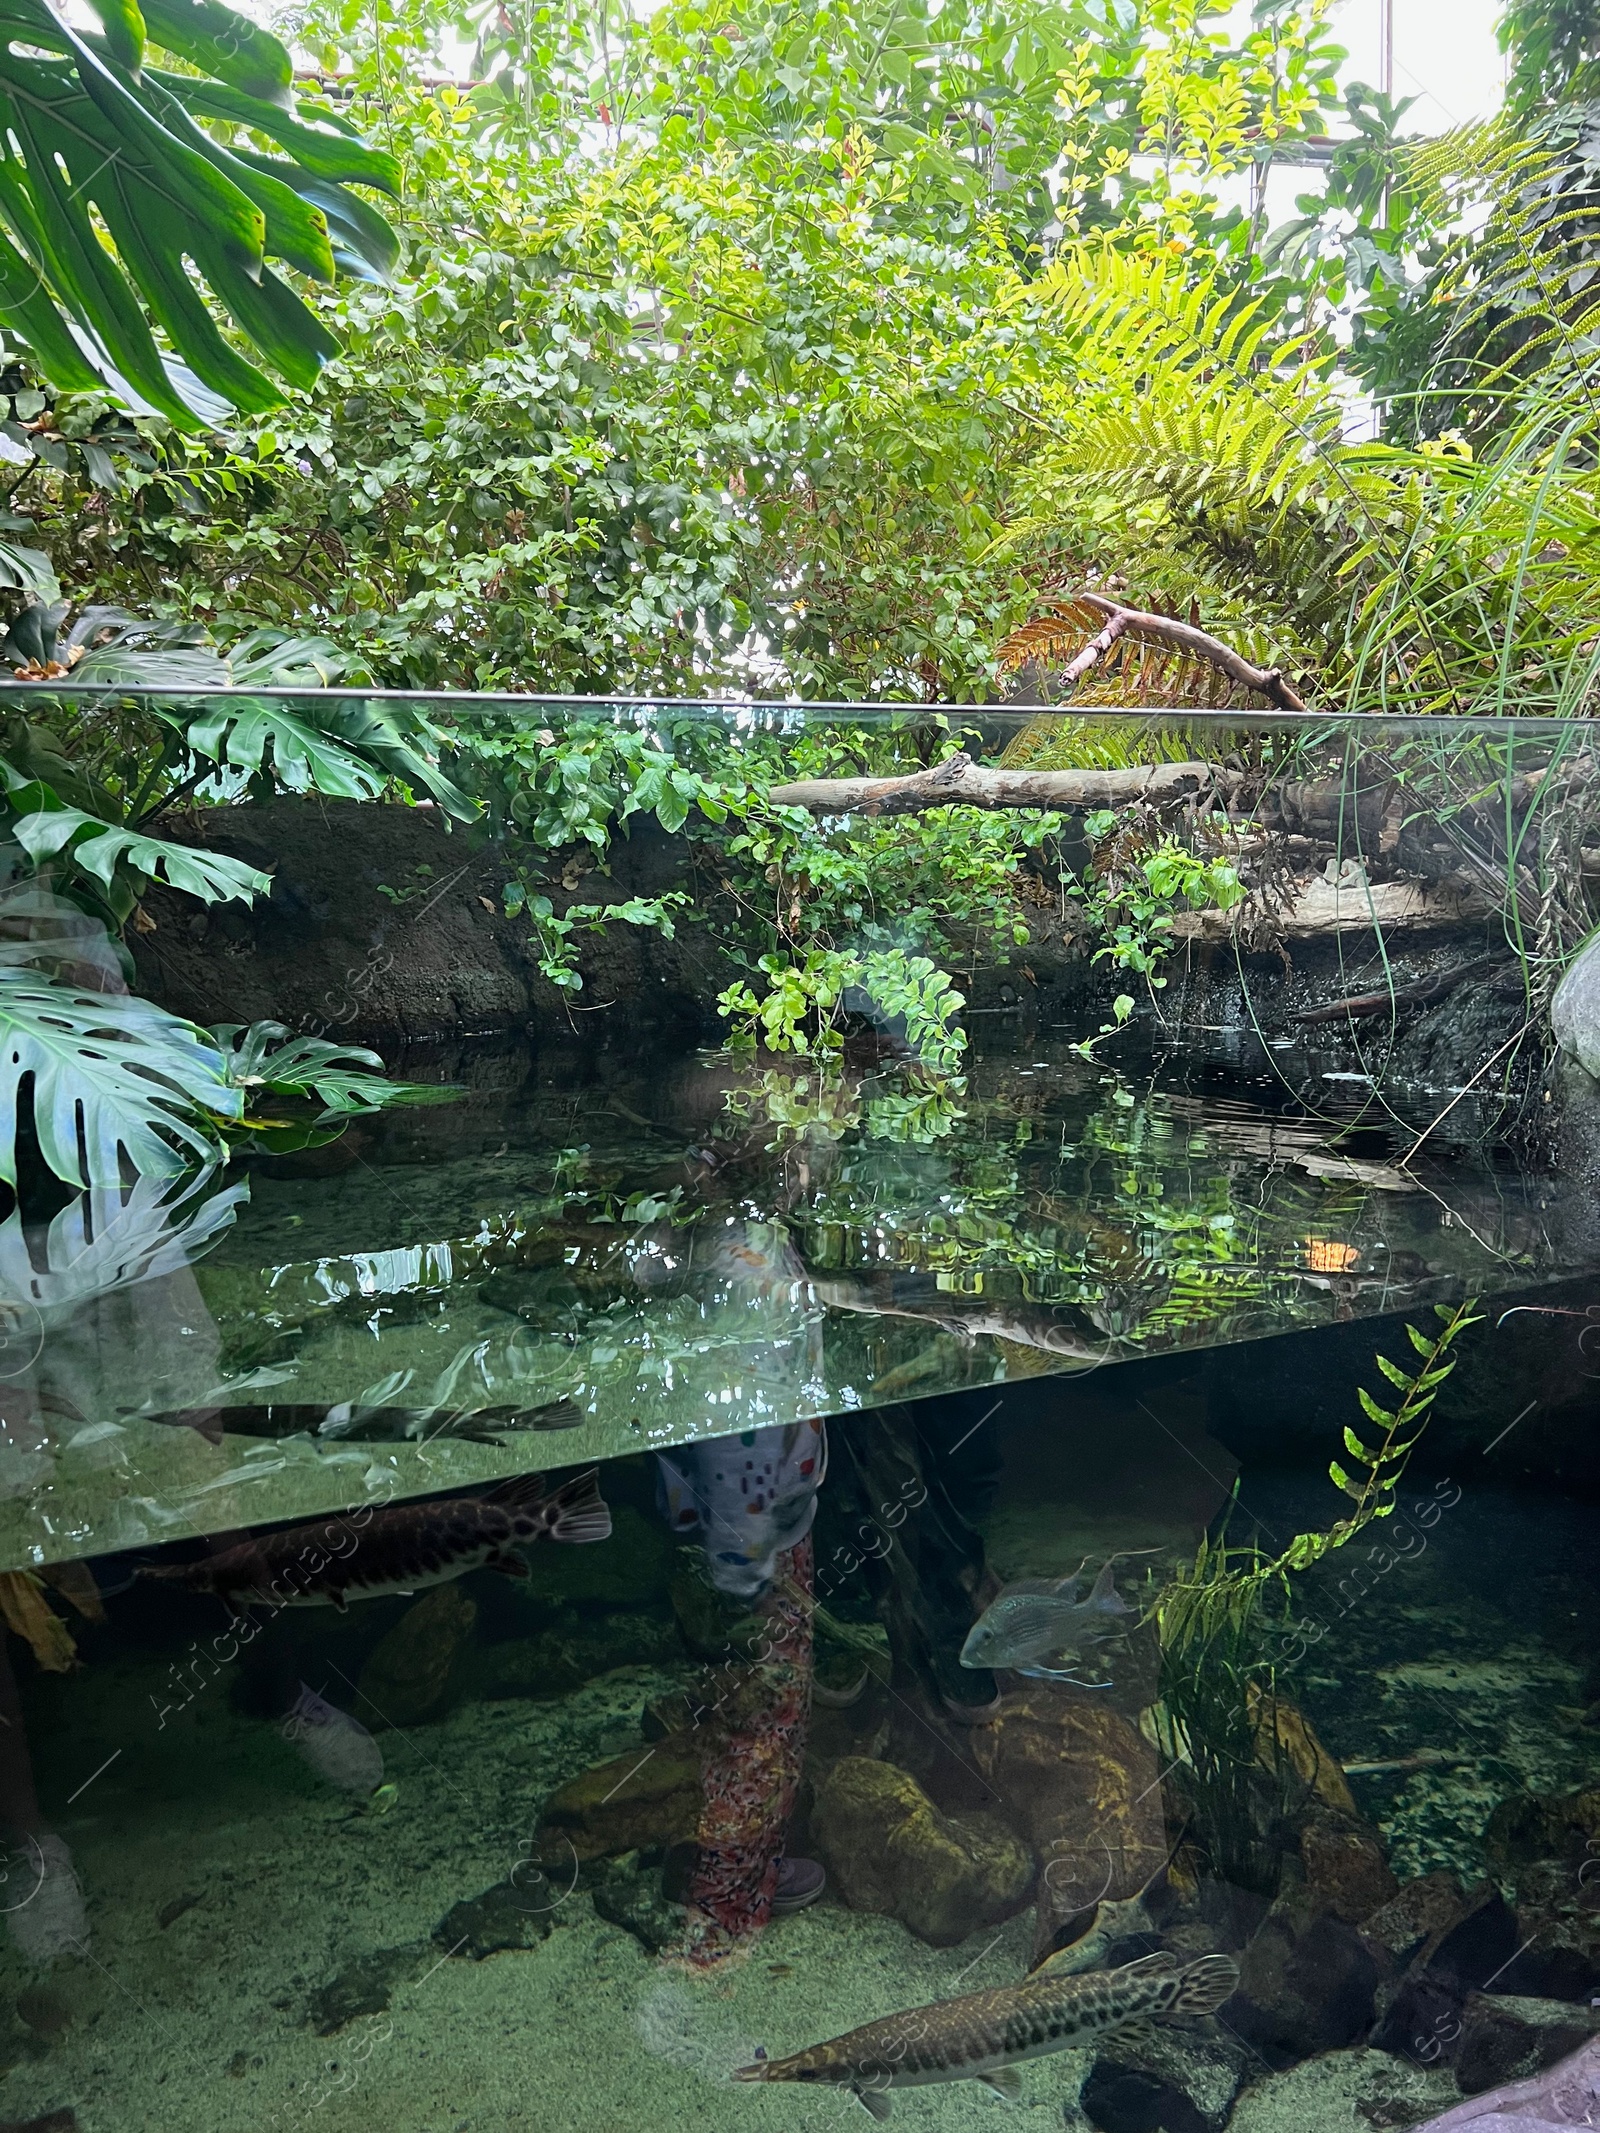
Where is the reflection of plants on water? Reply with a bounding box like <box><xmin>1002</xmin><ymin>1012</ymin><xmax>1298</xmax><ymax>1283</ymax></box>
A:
<box><xmin>720</xmin><ymin>1064</ymin><xmax>969</xmax><ymax>1149</ymax></box>
<box><xmin>788</xmin><ymin>1073</ymin><xmax>1401</xmax><ymax>1349</ymax></box>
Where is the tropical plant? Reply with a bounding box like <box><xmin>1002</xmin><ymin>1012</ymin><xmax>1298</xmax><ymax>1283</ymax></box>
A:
<box><xmin>0</xmin><ymin>0</ymin><xmax>398</xmax><ymax>426</ymax></box>
<box><xmin>9</xmin><ymin>0</ymin><xmax>1352</xmax><ymax>698</ymax></box>
<box><xmin>718</xmin><ymin>948</ymin><xmax>969</xmax><ymax>1074</ymax></box>
<box><xmin>0</xmin><ymin>971</ymin><xmax>453</xmax><ymax>1189</ymax></box>
<box><xmin>1148</xmin><ymin>1300</ymin><xmax>1480</xmax><ymax>1886</ymax></box>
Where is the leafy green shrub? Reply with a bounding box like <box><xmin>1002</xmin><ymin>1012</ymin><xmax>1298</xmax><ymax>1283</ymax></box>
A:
<box><xmin>718</xmin><ymin>947</ymin><xmax>968</xmax><ymax>1074</ymax></box>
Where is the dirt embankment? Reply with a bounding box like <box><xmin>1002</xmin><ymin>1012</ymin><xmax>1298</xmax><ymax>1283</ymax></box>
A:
<box><xmin>129</xmin><ymin>798</ymin><xmax>1531</xmax><ymax>1110</ymax></box>
<box><xmin>131</xmin><ymin>798</ymin><xmax>736</xmax><ymax>1047</ymax></box>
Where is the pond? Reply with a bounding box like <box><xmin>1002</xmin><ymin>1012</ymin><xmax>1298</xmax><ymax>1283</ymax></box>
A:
<box><xmin>0</xmin><ymin>700</ymin><xmax>1593</xmax><ymax>2133</ymax></box>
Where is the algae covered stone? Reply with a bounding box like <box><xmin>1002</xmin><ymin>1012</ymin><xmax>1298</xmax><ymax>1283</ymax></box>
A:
<box><xmin>969</xmin><ymin>1688</ymin><xmax>1166</xmax><ymax>1958</ymax></box>
<box><xmin>355</xmin><ymin>1583</ymin><xmax>477</xmax><ymax>1727</ymax></box>
<box><xmin>539</xmin><ymin>1740</ymin><xmax>702</xmax><ymax>1860</ymax></box>
<box><xmin>812</xmin><ymin>1755</ymin><xmax>1032</xmax><ymax>1946</ymax></box>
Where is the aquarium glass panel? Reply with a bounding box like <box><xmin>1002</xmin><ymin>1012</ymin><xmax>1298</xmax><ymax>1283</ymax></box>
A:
<box><xmin>0</xmin><ymin>693</ymin><xmax>1594</xmax><ymax>2133</ymax></box>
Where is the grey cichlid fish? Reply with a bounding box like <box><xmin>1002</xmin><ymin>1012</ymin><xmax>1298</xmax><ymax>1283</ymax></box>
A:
<box><xmin>959</xmin><ymin>1554</ymin><xmax>1145</xmax><ymax>1684</ymax></box>
<box><xmin>733</xmin><ymin>1948</ymin><xmax>1239</xmax><ymax>2118</ymax></box>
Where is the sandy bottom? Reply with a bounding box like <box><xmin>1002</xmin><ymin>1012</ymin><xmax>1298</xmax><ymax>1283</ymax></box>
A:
<box><xmin>0</xmin><ymin>1654</ymin><xmax>1081</xmax><ymax>2133</ymax></box>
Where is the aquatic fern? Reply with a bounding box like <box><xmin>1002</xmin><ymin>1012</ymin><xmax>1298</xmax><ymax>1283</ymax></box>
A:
<box><xmin>1277</xmin><ymin>1298</ymin><xmax>1482</xmax><ymax>1571</ymax></box>
<box><xmin>1149</xmin><ymin>1297</ymin><xmax>1480</xmax><ymax>1890</ymax></box>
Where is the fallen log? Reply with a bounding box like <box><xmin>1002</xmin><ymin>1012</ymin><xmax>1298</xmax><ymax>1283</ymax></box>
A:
<box><xmin>767</xmin><ymin>752</ymin><xmax>1229</xmax><ymax>816</ymax></box>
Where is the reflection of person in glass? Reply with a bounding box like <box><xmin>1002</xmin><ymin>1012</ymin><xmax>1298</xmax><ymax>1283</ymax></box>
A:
<box><xmin>654</xmin><ymin>1419</ymin><xmax>827</xmax><ymax>1967</ymax></box>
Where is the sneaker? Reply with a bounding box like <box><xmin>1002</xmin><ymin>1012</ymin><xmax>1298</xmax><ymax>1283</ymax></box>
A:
<box><xmin>771</xmin><ymin>1856</ymin><xmax>826</xmax><ymax>1914</ymax></box>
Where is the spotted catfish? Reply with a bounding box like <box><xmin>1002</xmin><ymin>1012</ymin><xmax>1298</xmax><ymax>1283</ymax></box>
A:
<box><xmin>138</xmin><ymin>1469</ymin><xmax>610</xmax><ymax>1612</ymax></box>
<box><xmin>733</xmin><ymin>1949</ymin><xmax>1239</xmax><ymax>2119</ymax></box>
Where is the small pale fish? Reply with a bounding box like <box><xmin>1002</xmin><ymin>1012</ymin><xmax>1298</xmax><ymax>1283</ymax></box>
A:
<box><xmin>960</xmin><ymin>1554</ymin><xmax>1148</xmax><ymax>1685</ymax></box>
<box><xmin>734</xmin><ymin>1948</ymin><xmax>1239</xmax><ymax>2119</ymax></box>
<box><xmin>282</xmin><ymin>1684</ymin><xmax>384</xmax><ymax>1797</ymax></box>
<box><xmin>138</xmin><ymin>1468</ymin><xmax>611</xmax><ymax>1612</ymax></box>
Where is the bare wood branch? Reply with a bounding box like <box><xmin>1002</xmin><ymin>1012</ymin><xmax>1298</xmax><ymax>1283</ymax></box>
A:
<box><xmin>1293</xmin><ymin>955</ymin><xmax>1512</xmax><ymax>1022</ymax></box>
<box><xmin>1060</xmin><ymin>608</ymin><xmax>1128</xmax><ymax>684</ymax></box>
<box><xmin>768</xmin><ymin>752</ymin><xmax>1231</xmax><ymax>816</ymax></box>
<box><xmin>1074</xmin><ymin>592</ymin><xmax>1310</xmax><ymax>713</ymax></box>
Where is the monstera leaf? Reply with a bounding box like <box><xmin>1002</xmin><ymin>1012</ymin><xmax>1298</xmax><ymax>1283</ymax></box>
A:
<box><xmin>0</xmin><ymin>968</ymin><xmax>242</xmax><ymax>1187</ymax></box>
<box><xmin>0</xmin><ymin>1168</ymin><xmax>247</xmax><ymax>1326</ymax></box>
<box><xmin>0</xmin><ymin>0</ymin><xmax>399</xmax><ymax>425</ymax></box>
<box><xmin>212</xmin><ymin>1021</ymin><xmax>457</xmax><ymax>1153</ymax></box>
<box><xmin>179</xmin><ymin>695</ymin><xmax>477</xmax><ymax>818</ymax></box>
<box><xmin>3</xmin><ymin>776</ymin><xmax>270</xmax><ymax>905</ymax></box>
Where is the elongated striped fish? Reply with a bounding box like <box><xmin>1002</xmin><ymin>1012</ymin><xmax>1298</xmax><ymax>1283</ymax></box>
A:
<box><xmin>137</xmin><ymin>1469</ymin><xmax>610</xmax><ymax>1612</ymax></box>
<box><xmin>733</xmin><ymin>1949</ymin><xmax>1239</xmax><ymax>2119</ymax></box>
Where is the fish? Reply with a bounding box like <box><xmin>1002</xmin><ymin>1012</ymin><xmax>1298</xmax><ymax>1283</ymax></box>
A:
<box><xmin>143</xmin><ymin>1396</ymin><xmax>583</xmax><ymax>1445</ymax></box>
<box><xmin>733</xmin><ymin>1948</ymin><xmax>1240</xmax><ymax>2118</ymax></box>
<box><xmin>282</xmin><ymin>1684</ymin><xmax>385</xmax><ymax>1796</ymax></box>
<box><xmin>812</xmin><ymin>1275</ymin><xmax>1111</xmax><ymax>1364</ymax></box>
<box><xmin>137</xmin><ymin>1468</ymin><xmax>611</xmax><ymax>1612</ymax></box>
<box><xmin>959</xmin><ymin>1554</ymin><xmax>1147</xmax><ymax>1684</ymax></box>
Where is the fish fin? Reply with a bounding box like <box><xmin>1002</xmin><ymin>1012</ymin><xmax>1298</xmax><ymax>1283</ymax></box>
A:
<box><xmin>1116</xmin><ymin>1950</ymin><xmax>1182</xmax><ymax>1979</ymax></box>
<box><xmin>485</xmin><ymin>1551</ymin><xmax>530</xmax><ymax>1579</ymax></box>
<box><xmin>544</xmin><ymin>1467</ymin><xmax>612</xmax><ymax>1546</ymax></box>
<box><xmin>485</xmin><ymin>1471</ymin><xmax>551</xmax><ymax>1509</ymax></box>
<box><xmin>854</xmin><ymin>2088</ymin><xmax>893</xmax><ymax>2121</ymax></box>
<box><xmin>1173</xmin><ymin>1955</ymin><xmax>1240</xmax><ymax>2015</ymax></box>
<box><xmin>1086</xmin><ymin>1558</ymin><xmax>1129</xmax><ymax>1610</ymax></box>
<box><xmin>328</xmin><ymin>1589</ymin><xmax>348</xmax><ymax>1614</ymax></box>
<box><xmin>1106</xmin><ymin>2019</ymin><xmax>1161</xmax><ymax>2054</ymax></box>
<box><xmin>979</xmin><ymin>2068</ymin><xmax>1023</xmax><ymax>2102</ymax></box>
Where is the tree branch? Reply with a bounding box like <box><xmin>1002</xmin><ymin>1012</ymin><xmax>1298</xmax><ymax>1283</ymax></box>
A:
<box><xmin>1074</xmin><ymin>592</ymin><xmax>1310</xmax><ymax>713</ymax></box>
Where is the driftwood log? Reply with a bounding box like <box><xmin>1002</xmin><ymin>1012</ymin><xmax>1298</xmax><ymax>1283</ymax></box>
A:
<box><xmin>768</xmin><ymin>751</ymin><xmax>1550</xmax><ymax>828</ymax></box>
<box><xmin>767</xmin><ymin>753</ymin><xmax>1232</xmax><ymax>816</ymax></box>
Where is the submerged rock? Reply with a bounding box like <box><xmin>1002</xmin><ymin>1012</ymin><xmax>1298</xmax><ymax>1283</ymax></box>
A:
<box><xmin>1298</xmin><ymin>1808</ymin><xmax>1399</xmax><ymax>1925</ymax></box>
<box><xmin>812</xmin><ymin>1756</ymin><xmax>1033</xmax><ymax>1946</ymax></box>
<box><xmin>306</xmin><ymin>1943</ymin><xmax>430</xmax><ymax>2034</ymax></box>
<box><xmin>1083</xmin><ymin>2022</ymin><xmax>1250</xmax><ymax>2133</ymax></box>
<box><xmin>1484</xmin><ymin>1785</ymin><xmax>1600</xmax><ymax>1870</ymax></box>
<box><xmin>1361</xmin><ymin>1873</ymin><xmax>1477</xmax><ymax>1971</ymax></box>
<box><xmin>356</xmin><ymin>1583</ymin><xmax>477</xmax><ymax>1727</ymax></box>
<box><xmin>1409</xmin><ymin>2033</ymin><xmax>1600</xmax><ymax>2133</ymax></box>
<box><xmin>1552</xmin><ymin>941</ymin><xmax>1600</xmax><ymax>1079</ymax></box>
<box><xmin>588</xmin><ymin>1853</ymin><xmax>687</xmax><ymax>1953</ymax></box>
<box><xmin>1233</xmin><ymin>1889</ymin><xmax>1382</xmax><ymax>2065</ymax></box>
<box><xmin>435</xmin><ymin>1880</ymin><xmax>556</xmax><ymax>1960</ymax></box>
<box><xmin>1454</xmin><ymin>1993</ymin><xmax>1600</xmax><ymax>2096</ymax></box>
<box><xmin>1370</xmin><ymin>1886</ymin><xmax>1522</xmax><ymax>2068</ymax></box>
<box><xmin>968</xmin><ymin>1690</ymin><xmax>1165</xmax><ymax>1960</ymax></box>
<box><xmin>539</xmin><ymin>1741</ymin><xmax>702</xmax><ymax>1860</ymax></box>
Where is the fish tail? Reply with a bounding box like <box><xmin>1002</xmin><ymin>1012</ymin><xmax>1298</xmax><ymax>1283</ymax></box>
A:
<box><xmin>543</xmin><ymin>1467</ymin><xmax>612</xmax><ymax>1546</ymax></box>
<box><xmin>1172</xmin><ymin>1955</ymin><xmax>1239</xmax><ymax>2015</ymax></box>
<box><xmin>135</xmin><ymin>1562</ymin><xmax>206</xmax><ymax>1588</ymax></box>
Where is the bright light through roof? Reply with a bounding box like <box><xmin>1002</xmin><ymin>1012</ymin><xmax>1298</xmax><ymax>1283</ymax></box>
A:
<box><xmin>1333</xmin><ymin>0</ymin><xmax>1506</xmax><ymax>130</ymax></box>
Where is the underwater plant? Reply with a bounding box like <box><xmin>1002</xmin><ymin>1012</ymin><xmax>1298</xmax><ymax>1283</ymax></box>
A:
<box><xmin>1149</xmin><ymin>1299</ymin><xmax>1480</xmax><ymax>1891</ymax></box>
